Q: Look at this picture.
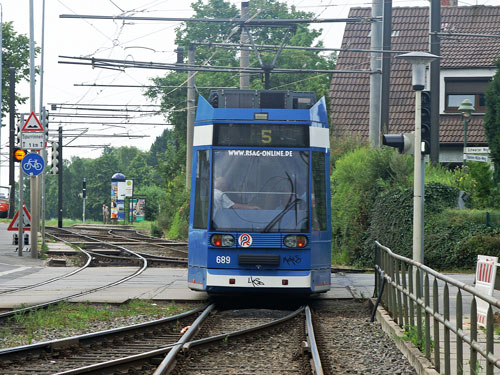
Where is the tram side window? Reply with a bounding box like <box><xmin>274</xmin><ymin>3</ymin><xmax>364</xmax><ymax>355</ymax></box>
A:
<box><xmin>312</xmin><ymin>151</ymin><xmax>327</xmax><ymax>231</ymax></box>
<box><xmin>193</xmin><ymin>150</ymin><xmax>210</xmax><ymax>229</ymax></box>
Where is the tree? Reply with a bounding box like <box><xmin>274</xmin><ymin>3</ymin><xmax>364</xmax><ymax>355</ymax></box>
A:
<box><xmin>484</xmin><ymin>59</ymin><xmax>500</xmax><ymax>182</ymax></box>
<box><xmin>145</xmin><ymin>0</ymin><xmax>336</xmax><ymax>181</ymax></box>
<box><xmin>2</xmin><ymin>21</ymin><xmax>39</xmax><ymax>115</ymax></box>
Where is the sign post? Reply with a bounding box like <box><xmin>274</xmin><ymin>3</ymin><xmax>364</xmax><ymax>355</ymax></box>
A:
<box><xmin>20</xmin><ymin>112</ymin><xmax>45</xmax><ymax>259</ymax></box>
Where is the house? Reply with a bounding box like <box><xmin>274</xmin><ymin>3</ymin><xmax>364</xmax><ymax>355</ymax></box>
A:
<box><xmin>330</xmin><ymin>4</ymin><xmax>500</xmax><ymax>163</ymax></box>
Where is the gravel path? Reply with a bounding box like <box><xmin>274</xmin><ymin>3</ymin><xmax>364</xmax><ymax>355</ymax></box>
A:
<box><xmin>313</xmin><ymin>299</ymin><xmax>417</xmax><ymax>374</ymax></box>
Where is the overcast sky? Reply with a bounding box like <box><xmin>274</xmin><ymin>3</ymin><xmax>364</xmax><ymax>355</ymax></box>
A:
<box><xmin>0</xmin><ymin>0</ymin><xmax>499</xmax><ymax>185</ymax></box>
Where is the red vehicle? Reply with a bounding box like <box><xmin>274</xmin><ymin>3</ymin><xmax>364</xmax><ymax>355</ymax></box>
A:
<box><xmin>0</xmin><ymin>186</ymin><xmax>10</xmax><ymax>218</ymax></box>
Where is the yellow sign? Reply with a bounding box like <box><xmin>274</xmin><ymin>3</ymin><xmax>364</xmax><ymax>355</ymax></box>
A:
<box><xmin>13</xmin><ymin>148</ymin><xmax>26</xmax><ymax>162</ymax></box>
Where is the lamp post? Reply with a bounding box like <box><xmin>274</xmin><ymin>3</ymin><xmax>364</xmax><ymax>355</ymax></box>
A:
<box><xmin>458</xmin><ymin>98</ymin><xmax>475</xmax><ymax>165</ymax></box>
<box><xmin>395</xmin><ymin>52</ymin><xmax>440</xmax><ymax>274</ymax></box>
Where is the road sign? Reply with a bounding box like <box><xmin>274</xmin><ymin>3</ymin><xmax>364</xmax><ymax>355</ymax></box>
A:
<box><xmin>7</xmin><ymin>205</ymin><xmax>31</xmax><ymax>231</ymax></box>
<box><xmin>21</xmin><ymin>112</ymin><xmax>44</xmax><ymax>132</ymax></box>
<box><xmin>21</xmin><ymin>153</ymin><xmax>45</xmax><ymax>176</ymax></box>
<box><xmin>21</xmin><ymin>132</ymin><xmax>45</xmax><ymax>150</ymax></box>
<box><xmin>464</xmin><ymin>147</ymin><xmax>490</xmax><ymax>154</ymax></box>
<box><xmin>464</xmin><ymin>154</ymin><xmax>489</xmax><ymax>163</ymax></box>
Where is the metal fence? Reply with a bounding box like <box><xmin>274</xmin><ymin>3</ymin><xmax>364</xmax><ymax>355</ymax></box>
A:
<box><xmin>486</xmin><ymin>212</ymin><xmax>500</xmax><ymax>228</ymax></box>
<box><xmin>374</xmin><ymin>241</ymin><xmax>500</xmax><ymax>375</ymax></box>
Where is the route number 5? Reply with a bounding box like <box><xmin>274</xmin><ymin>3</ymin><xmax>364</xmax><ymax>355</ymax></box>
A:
<box><xmin>261</xmin><ymin>129</ymin><xmax>272</xmax><ymax>144</ymax></box>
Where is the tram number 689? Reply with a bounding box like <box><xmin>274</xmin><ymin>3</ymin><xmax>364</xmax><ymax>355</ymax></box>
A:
<box><xmin>216</xmin><ymin>256</ymin><xmax>231</xmax><ymax>264</ymax></box>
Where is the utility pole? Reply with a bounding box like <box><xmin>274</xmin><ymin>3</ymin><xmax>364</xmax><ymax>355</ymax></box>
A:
<box><xmin>429</xmin><ymin>0</ymin><xmax>441</xmax><ymax>164</ymax></box>
<box><xmin>41</xmin><ymin>107</ymin><xmax>47</xmax><ymax>246</ymax></box>
<box><xmin>8</xmin><ymin>68</ymin><xmax>15</xmax><ymax>219</ymax></box>
<box><xmin>380</xmin><ymin>0</ymin><xmax>392</xmax><ymax>134</ymax></box>
<box><xmin>29</xmin><ymin>0</ymin><xmax>38</xmax><ymax>259</ymax></box>
<box><xmin>240</xmin><ymin>1</ymin><xmax>250</xmax><ymax>89</ymax></box>
<box><xmin>369</xmin><ymin>0</ymin><xmax>383</xmax><ymax>148</ymax></box>
<box><xmin>40</xmin><ymin>0</ymin><xmax>47</xmax><ymax>245</ymax></box>
<box><xmin>186</xmin><ymin>45</ymin><xmax>195</xmax><ymax>188</ymax></box>
<box><xmin>18</xmin><ymin>115</ymin><xmax>25</xmax><ymax>257</ymax></box>
<box><xmin>82</xmin><ymin>178</ymin><xmax>86</xmax><ymax>223</ymax></box>
<box><xmin>0</xmin><ymin>4</ymin><xmax>3</xmax><ymax>186</ymax></box>
<box><xmin>58</xmin><ymin>126</ymin><xmax>63</xmax><ymax>228</ymax></box>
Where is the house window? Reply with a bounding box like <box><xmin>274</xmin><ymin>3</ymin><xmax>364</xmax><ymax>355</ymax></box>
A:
<box><xmin>445</xmin><ymin>77</ymin><xmax>490</xmax><ymax>113</ymax></box>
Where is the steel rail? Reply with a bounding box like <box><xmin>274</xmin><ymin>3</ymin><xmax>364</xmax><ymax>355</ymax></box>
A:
<box><xmin>181</xmin><ymin>305</ymin><xmax>305</xmax><ymax>350</ymax></box>
<box><xmin>305</xmin><ymin>305</ymin><xmax>324</xmax><ymax>375</ymax></box>
<box><xmin>155</xmin><ymin>305</ymin><xmax>305</xmax><ymax>374</ymax></box>
<box><xmin>0</xmin><ymin>233</ymin><xmax>92</xmax><ymax>296</ymax></box>
<box><xmin>0</xmin><ymin>228</ymin><xmax>148</xmax><ymax>319</ymax></box>
<box><xmin>0</xmin><ymin>304</ymin><xmax>207</xmax><ymax>356</ymax></box>
<box><xmin>51</xmin><ymin>304</ymin><xmax>215</xmax><ymax>375</ymax></box>
<box><xmin>108</xmin><ymin>229</ymin><xmax>189</xmax><ymax>256</ymax></box>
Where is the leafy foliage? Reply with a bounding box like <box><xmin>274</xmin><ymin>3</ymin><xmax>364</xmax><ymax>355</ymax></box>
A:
<box><xmin>1</xmin><ymin>21</ymin><xmax>39</xmax><ymax>115</ymax></box>
<box><xmin>332</xmin><ymin>143</ymin><xmax>500</xmax><ymax>269</ymax></box>
<box><xmin>331</xmin><ymin>146</ymin><xmax>412</xmax><ymax>263</ymax></box>
<box><xmin>484</xmin><ymin>58</ymin><xmax>500</xmax><ymax>181</ymax></box>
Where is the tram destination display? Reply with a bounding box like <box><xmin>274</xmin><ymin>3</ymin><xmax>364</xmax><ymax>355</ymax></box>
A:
<box><xmin>213</xmin><ymin>123</ymin><xmax>309</xmax><ymax>148</ymax></box>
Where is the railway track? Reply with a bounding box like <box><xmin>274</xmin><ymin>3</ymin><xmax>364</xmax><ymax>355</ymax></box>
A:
<box><xmin>49</xmin><ymin>225</ymin><xmax>188</xmax><ymax>261</ymax></box>
<box><xmin>0</xmin><ymin>228</ymin><xmax>149</xmax><ymax>319</ymax></box>
<box><xmin>0</xmin><ymin>299</ymin><xmax>417</xmax><ymax>374</ymax></box>
<box><xmin>1</xmin><ymin>227</ymin><xmax>188</xmax><ymax>319</ymax></box>
<box><xmin>0</xmin><ymin>301</ymin><xmax>313</xmax><ymax>375</ymax></box>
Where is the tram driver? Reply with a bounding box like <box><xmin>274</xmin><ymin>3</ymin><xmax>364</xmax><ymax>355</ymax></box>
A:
<box><xmin>213</xmin><ymin>175</ymin><xmax>259</xmax><ymax>211</ymax></box>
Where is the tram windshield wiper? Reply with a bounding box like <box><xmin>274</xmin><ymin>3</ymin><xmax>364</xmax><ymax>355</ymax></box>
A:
<box><xmin>262</xmin><ymin>197</ymin><xmax>301</xmax><ymax>233</ymax></box>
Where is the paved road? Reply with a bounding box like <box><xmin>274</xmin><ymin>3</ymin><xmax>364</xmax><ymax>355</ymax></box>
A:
<box><xmin>0</xmin><ymin>223</ymin><xmax>45</xmax><ymax>283</ymax></box>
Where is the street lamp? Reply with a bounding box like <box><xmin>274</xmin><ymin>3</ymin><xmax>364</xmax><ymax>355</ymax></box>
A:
<box><xmin>458</xmin><ymin>98</ymin><xmax>475</xmax><ymax>164</ymax></box>
<box><xmin>395</xmin><ymin>52</ymin><xmax>440</xmax><ymax>270</ymax></box>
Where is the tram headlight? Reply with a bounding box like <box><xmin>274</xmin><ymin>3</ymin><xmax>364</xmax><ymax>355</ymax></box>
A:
<box><xmin>284</xmin><ymin>235</ymin><xmax>308</xmax><ymax>248</ymax></box>
<box><xmin>211</xmin><ymin>234</ymin><xmax>235</xmax><ymax>247</ymax></box>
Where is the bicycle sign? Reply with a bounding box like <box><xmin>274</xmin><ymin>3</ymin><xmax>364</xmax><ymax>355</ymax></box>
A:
<box><xmin>21</xmin><ymin>153</ymin><xmax>45</xmax><ymax>176</ymax></box>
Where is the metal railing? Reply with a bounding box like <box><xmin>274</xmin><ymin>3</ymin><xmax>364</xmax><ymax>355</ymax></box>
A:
<box><xmin>374</xmin><ymin>241</ymin><xmax>500</xmax><ymax>375</ymax></box>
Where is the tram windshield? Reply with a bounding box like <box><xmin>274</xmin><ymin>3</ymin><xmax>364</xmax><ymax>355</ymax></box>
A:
<box><xmin>211</xmin><ymin>149</ymin><xmax>309</xmax><ymax>233</ymax></box>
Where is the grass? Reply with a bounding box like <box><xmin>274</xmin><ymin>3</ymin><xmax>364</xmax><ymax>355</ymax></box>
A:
<box><xmin>0</xmin><ymin>299</ymin><xmax>197</xmax><ymax>348</ymax></box>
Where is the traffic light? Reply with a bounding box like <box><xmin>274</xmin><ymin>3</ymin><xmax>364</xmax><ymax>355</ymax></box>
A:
<box><xmin>15</xmin><ymin>121</ymin><xmax>21</xmax><ymax>145</ymax></box>
<box><xmin>382</xmin><ymin>133</ymin><xmax>414</xmax><ymax>155</ymax></box>
<box><xmin>176</xmin><ymin>46</ymin><xmax>184</xmax><ymax>64</ymax></box>
<box><xmin>13</xmin><ymin>148</ymin><xmax>26</xmax><ymax>162</ymax></box>
<box><xmin>42</xmin><ymin>107</ymin><xmax>49</xmax><ymax>138</ymax></box>
<box><xmin>82</xmin><ymin>179</ymin><xmax>87</xmax><ymax>199</ymax></box>
<box><xmin>421</xmin><ymin>91</ymin><xmax>431</xmax><ymax>154</ymax></box>
<box><xmin>50</xmin><ymin>142</ymin><xmax>59</xmax><ymax>175</ymax></box>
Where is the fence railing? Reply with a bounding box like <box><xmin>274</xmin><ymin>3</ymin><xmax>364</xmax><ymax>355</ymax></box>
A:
<box><xmin>374</xmin><ymin>241</ymin><xmax>500</xmax><ymax>375</ymax></box>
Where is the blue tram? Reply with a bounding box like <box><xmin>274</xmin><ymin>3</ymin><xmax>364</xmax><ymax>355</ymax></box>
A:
<box><xmin>187</xmin><ymin>89</ymin><xmax>331</xmax><ymax>294</ymax></box>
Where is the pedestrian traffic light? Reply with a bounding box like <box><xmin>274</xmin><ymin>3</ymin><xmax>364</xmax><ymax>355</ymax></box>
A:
<box><xmin>421</xmin><ymin>91</ymin><xmax>431</xmax><ymax>155</ymax></box>
<box><xmin>382</xmin><ymin>133</ymin><xmax>414</xmax><ymax>155</ymax></box>
<box><xmin>13</xmin><ymin>148</ymin><xmax>26</xmax><ymax>162</ymax></box>
<box><xmin>50</xmin><ymin>142</ymin><xmax>59</xmax><ymax>175</ymax></box>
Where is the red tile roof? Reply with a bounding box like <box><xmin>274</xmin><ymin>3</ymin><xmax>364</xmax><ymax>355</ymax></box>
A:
<box><xmin>330</xmin><ymin>5</ymin><xmax>500</xmax><ymax>144</ymax></box>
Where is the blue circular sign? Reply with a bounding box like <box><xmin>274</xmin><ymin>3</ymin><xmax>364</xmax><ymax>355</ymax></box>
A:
<box><xmin>21</xmin><ymin>153</ymin><xmax>45</xmax><ymax>176</ymax></box>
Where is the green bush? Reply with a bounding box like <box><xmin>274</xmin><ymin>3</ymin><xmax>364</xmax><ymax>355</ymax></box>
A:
<box><xmin>157</xmin><ymin>173</ymin><xmax>189</xmax><ymax>240</ymax></box>
<box><xmin>467</xmin><ymin>162</ymin><xmax>495</xmax><ymax>208</ymax></box>
<box><xmin>331</xmin><ymin>146</ymin><xmax>412</xmax><ymax>263</ymax></box>
<box><xmin>166</xmin><ymin>201</ymin><xmax>189</xmax><ymax>239</ymax></box>
<box><xmin>364</xmin><ymin>183</ymin><xmax>459</xmax><ymax>268</ymax></box>
<box><xmin>452</xmin><ymin>233</ymin><xmax>500</xmax><ymax>268</ymax></box>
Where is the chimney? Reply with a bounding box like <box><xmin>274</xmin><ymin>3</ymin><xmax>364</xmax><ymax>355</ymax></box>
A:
<box><xmin>441</xmin><ymin>0</ymin><xmax>458</xmax><ymax>6</ymax></box>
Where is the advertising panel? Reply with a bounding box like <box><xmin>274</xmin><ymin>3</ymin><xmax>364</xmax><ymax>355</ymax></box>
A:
<box><xmin>130</xmin><ymin>198</ymin><xmax>146</xmax><ymax>222</ymax></box>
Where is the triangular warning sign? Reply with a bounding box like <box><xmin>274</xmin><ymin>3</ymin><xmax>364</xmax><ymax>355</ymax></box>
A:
<box><xmin>8</xmin><ymin>205</ymin><xmax>31</xmax><ymax>231</ymax></box>
<box><xmin>21</xmin><ymin>112</ymin><xmax>44</xmax><ymax>132</ymax></box>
